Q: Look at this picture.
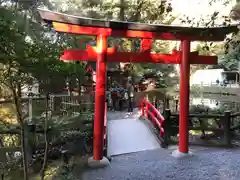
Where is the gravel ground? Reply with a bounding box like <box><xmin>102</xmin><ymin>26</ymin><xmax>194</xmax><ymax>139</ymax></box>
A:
<box><xmin>80</xmin><ymin>147</ymin><xmax>240</xmax><ymax>180</ymax></box>
<box><xmin>77</xmin><ymin>110</ymin><xmax>240</xmax><ymax>180</ymax></box>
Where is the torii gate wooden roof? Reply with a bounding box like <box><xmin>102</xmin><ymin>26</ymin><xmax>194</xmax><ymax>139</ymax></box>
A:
<box><xmin>38</xmin><ymin>8</ymin><xmax>238</xmax><ymax>41</ymax></box>
<box><xmin>38</xmin><ymin>9</ymin><xmax>239</xmax><ymax>65</ymax></box>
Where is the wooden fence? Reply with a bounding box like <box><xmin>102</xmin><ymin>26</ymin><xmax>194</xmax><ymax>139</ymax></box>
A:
<box><xmin>163</xmin><ymin>109</ymin><xmax>240</xmax><ymax>147</ymax></box>
<box><xmin>0</xmin><ymin>94</ymin><xmax>94</xmax><ymax>117</ymax></box>
<box><xmin>0</xmin><ymin>114</ymin><xmax>95</xmax><ymax>171</ymax></box>
<box><xmin>0</xmin><ymin>94</ymin><xmax>96</xmax><ymax>172</ymax></box>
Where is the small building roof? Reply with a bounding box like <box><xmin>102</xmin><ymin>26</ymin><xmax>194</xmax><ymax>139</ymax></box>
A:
<box><xmin>38</xmin><ymin>8</ymin><xmax>238</xmax><ymax>41</ymax></box>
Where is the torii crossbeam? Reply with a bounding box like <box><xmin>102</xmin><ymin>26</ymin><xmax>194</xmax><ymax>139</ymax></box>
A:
<box><xmin>61</xmin><ymin>45</ymin><xmax>217</xmax><ymax>64</ymax></box>
<box><xmin>38</xmin><ymin>8</ymin><xmax>238</xmax><ymax>163</ymax></box>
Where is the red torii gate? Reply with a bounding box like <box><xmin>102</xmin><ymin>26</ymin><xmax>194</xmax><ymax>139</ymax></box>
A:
<box><xmin>38</xmin><ymin>9</ymin><xmax>237</xmax><ymax>162</ymax></box>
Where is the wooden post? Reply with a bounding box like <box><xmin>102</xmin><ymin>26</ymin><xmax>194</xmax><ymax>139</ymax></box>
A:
<box><xmin>179</xmin><ymin>40</ymin><xmax>190</xmax><ymax>153</ymax></box>
<box><xmin>223</xmin><ymin>111</ymin><xmax>231</xmax><ymax>147</ymax></box>
<box><xmin>93</xmin><ymin>34</ymin><xmax>107</xmax><ymax>160</ymax></box>
<box><xmin>162</xmin><ymin>109</ymin><xmax>171</xmax><ymax>148</ymax></box>
<box><xmin>26</xmin><ymin>124</ymin><xmax>35</xmax><ymax>166</ymax></box>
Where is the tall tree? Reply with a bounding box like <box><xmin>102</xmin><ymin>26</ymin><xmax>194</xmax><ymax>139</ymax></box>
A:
<box><xmin>0</xmin><ymin>4</ymin><xmax>87</xmax><ymax>179</ymax></box>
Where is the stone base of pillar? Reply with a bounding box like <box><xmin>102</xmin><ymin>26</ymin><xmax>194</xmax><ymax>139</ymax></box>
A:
<box><xmin>171</xmin><ymin>149</ymin><xmax>193</xmax><ymax>158</ymax></box>
<box><xmin>87</xmin><ymin>156</ymin><xmax>110</xmax><ymax>168</ymax></box>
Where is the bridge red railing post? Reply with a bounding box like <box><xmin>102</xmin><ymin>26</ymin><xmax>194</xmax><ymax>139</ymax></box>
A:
<box><xmin>163</xmin><ymin>109</ymin><xmax>171</xmax><ymax>147</ymax></box>
<box><xmin>140</xmin><ymin>98</ymin><xmax>165</xmax><ymax>139</ymax></box>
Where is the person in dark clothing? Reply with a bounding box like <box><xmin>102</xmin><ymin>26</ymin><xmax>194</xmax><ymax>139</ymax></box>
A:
<box><xmin>118</xmin><ymin>88</ymin><xmax>124</xmax><ymax>111</ymax></box>
<box><xmin>126</xmin><ymin>80</ymin><xmax>135</xmax><ymax>113</ymax></box>
<box><xmin>128</xmin><ymin>96</ymin><xmax>133</xmax><ymax>112</ymax></box>
<box><xmin>110</xmin><ymin>81</ymin><xmax>118</xmax><ymax>111</ymax></box>
<box><xmin>111</xmin><ymin>90</ymin><xmax>118</xmax><ymax>111</ymax></box>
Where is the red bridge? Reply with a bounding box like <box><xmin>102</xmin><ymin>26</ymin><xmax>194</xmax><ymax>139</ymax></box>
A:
<box><xmin>107</xmin><ymin>99</ymin><xmax>166</xmax><ymax>157</ymax></box>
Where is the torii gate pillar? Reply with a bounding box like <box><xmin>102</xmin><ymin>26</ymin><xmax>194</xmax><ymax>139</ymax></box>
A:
<box><xmin>179</xmin><ymin>40</ymin><xmax>190</xmax><ymax>154</ymax></box>
<box><xmin>93</xmin><ymin>35</ymin><xmax>107</xmax><ymax>160</ymax></box>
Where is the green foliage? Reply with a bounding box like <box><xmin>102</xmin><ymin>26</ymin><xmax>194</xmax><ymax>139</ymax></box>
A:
<box><xmin>0</xmin><ymin>4</ymin><xmax>90</xmax><ymax>179</ymax></box>
<box><xmin>0</xmin><ymin>3</ymin><xmax>89</xmax><ymax>96</ymax></box>
<box><xmin>55</xmin><ymin>167</ymin><xmax>78</xmax><ymax>180</ymax></box>
<box><xmin>219</xmin><ymin>38</ymin><xmax>240</xmax><ymax>71</ymax></box>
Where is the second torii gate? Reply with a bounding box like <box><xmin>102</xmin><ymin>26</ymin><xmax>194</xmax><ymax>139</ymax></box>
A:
<box><xmin>38</xmin><ymin>8</ymin><xmax>237</xmax><ymax>163</ymax></box>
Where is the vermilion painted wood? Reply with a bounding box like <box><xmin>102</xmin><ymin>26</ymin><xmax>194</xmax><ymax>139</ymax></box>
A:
<box><xmin>146</xmin><ymin>101</ymin><xmax>165</xmax><ymax>122</ymax></box>
<box><xmin>52</xmin><ymin>22</ymin><xmax>224</xmax><ymax>41</ymax></box>
<box><xmin>141</xmin><ymin>99</ymin><xmax>165</xmax><ymax>137</ymax></box>
<box><xmin>179</xmin><ymin>40</ymin><xmax>191</xmax><ymax>153</ymax></box>
<box><xmin>61</xmin><ymin>48</ymin><xmax>217</xmax><ymax>64</ymax></box>
<box><xmin>140</xmin><ymin>39</ymin><xmax>152</xmax><ymax>52</ymax></box>
<box><xmin>38</xmin><ymin>9</ymin><xmax>238</xmax><ymax>41</ymax></box>
<box><xmin>148</xmin><ymin>111</ymin><xmax>164</xmax><ymax>131</ymax></box>
<box><xmin>103</xmin><ymin>102</ymin><xmax>107</xmax><ymax>152</ymax></box>
<box><xmin>86</xmin><ymin>45</ymin><xmax>116</xmax><ymax>53</ymax></box>
<box><xmin>93</xmin><ymin>35</ymin><xmax>107</xmax><ymax>160</ymax></box>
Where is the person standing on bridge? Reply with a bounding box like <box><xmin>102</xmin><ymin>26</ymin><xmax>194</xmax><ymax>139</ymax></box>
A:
<box><xmin>126</xmin><ymin>79</ymin><xmax>135</xmax><ymax>113</ymax></box>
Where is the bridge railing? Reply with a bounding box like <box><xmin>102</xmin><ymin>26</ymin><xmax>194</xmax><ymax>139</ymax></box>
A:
<box><xmin>140</xmin><ymin>96</ymin><xmax>240</xmax><ymax>148</ymax></box>
<box><xmin>140</xmin><ymin>98</ymin><xmax>167</xmax><ymax>147</ymax></box>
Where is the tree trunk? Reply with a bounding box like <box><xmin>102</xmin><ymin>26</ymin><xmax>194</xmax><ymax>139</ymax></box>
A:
<box><xmin>119</xmin><ymin>0</ymin><xmax>125</xmax><ymax>21</ymax></box>
<box><xmin>12</xmin><ymin>86</ymin><xmax>29</xmax><ymax>180</ymax></box>
<box><xmin>40</xmin><ymin>94</ymin><xmax>49</xmax><ymax>180</ymax></box>
<box><xmin>20</xmin><ymin>127</ymin><xmax>29</xmax><ymax>180</ymax></box>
